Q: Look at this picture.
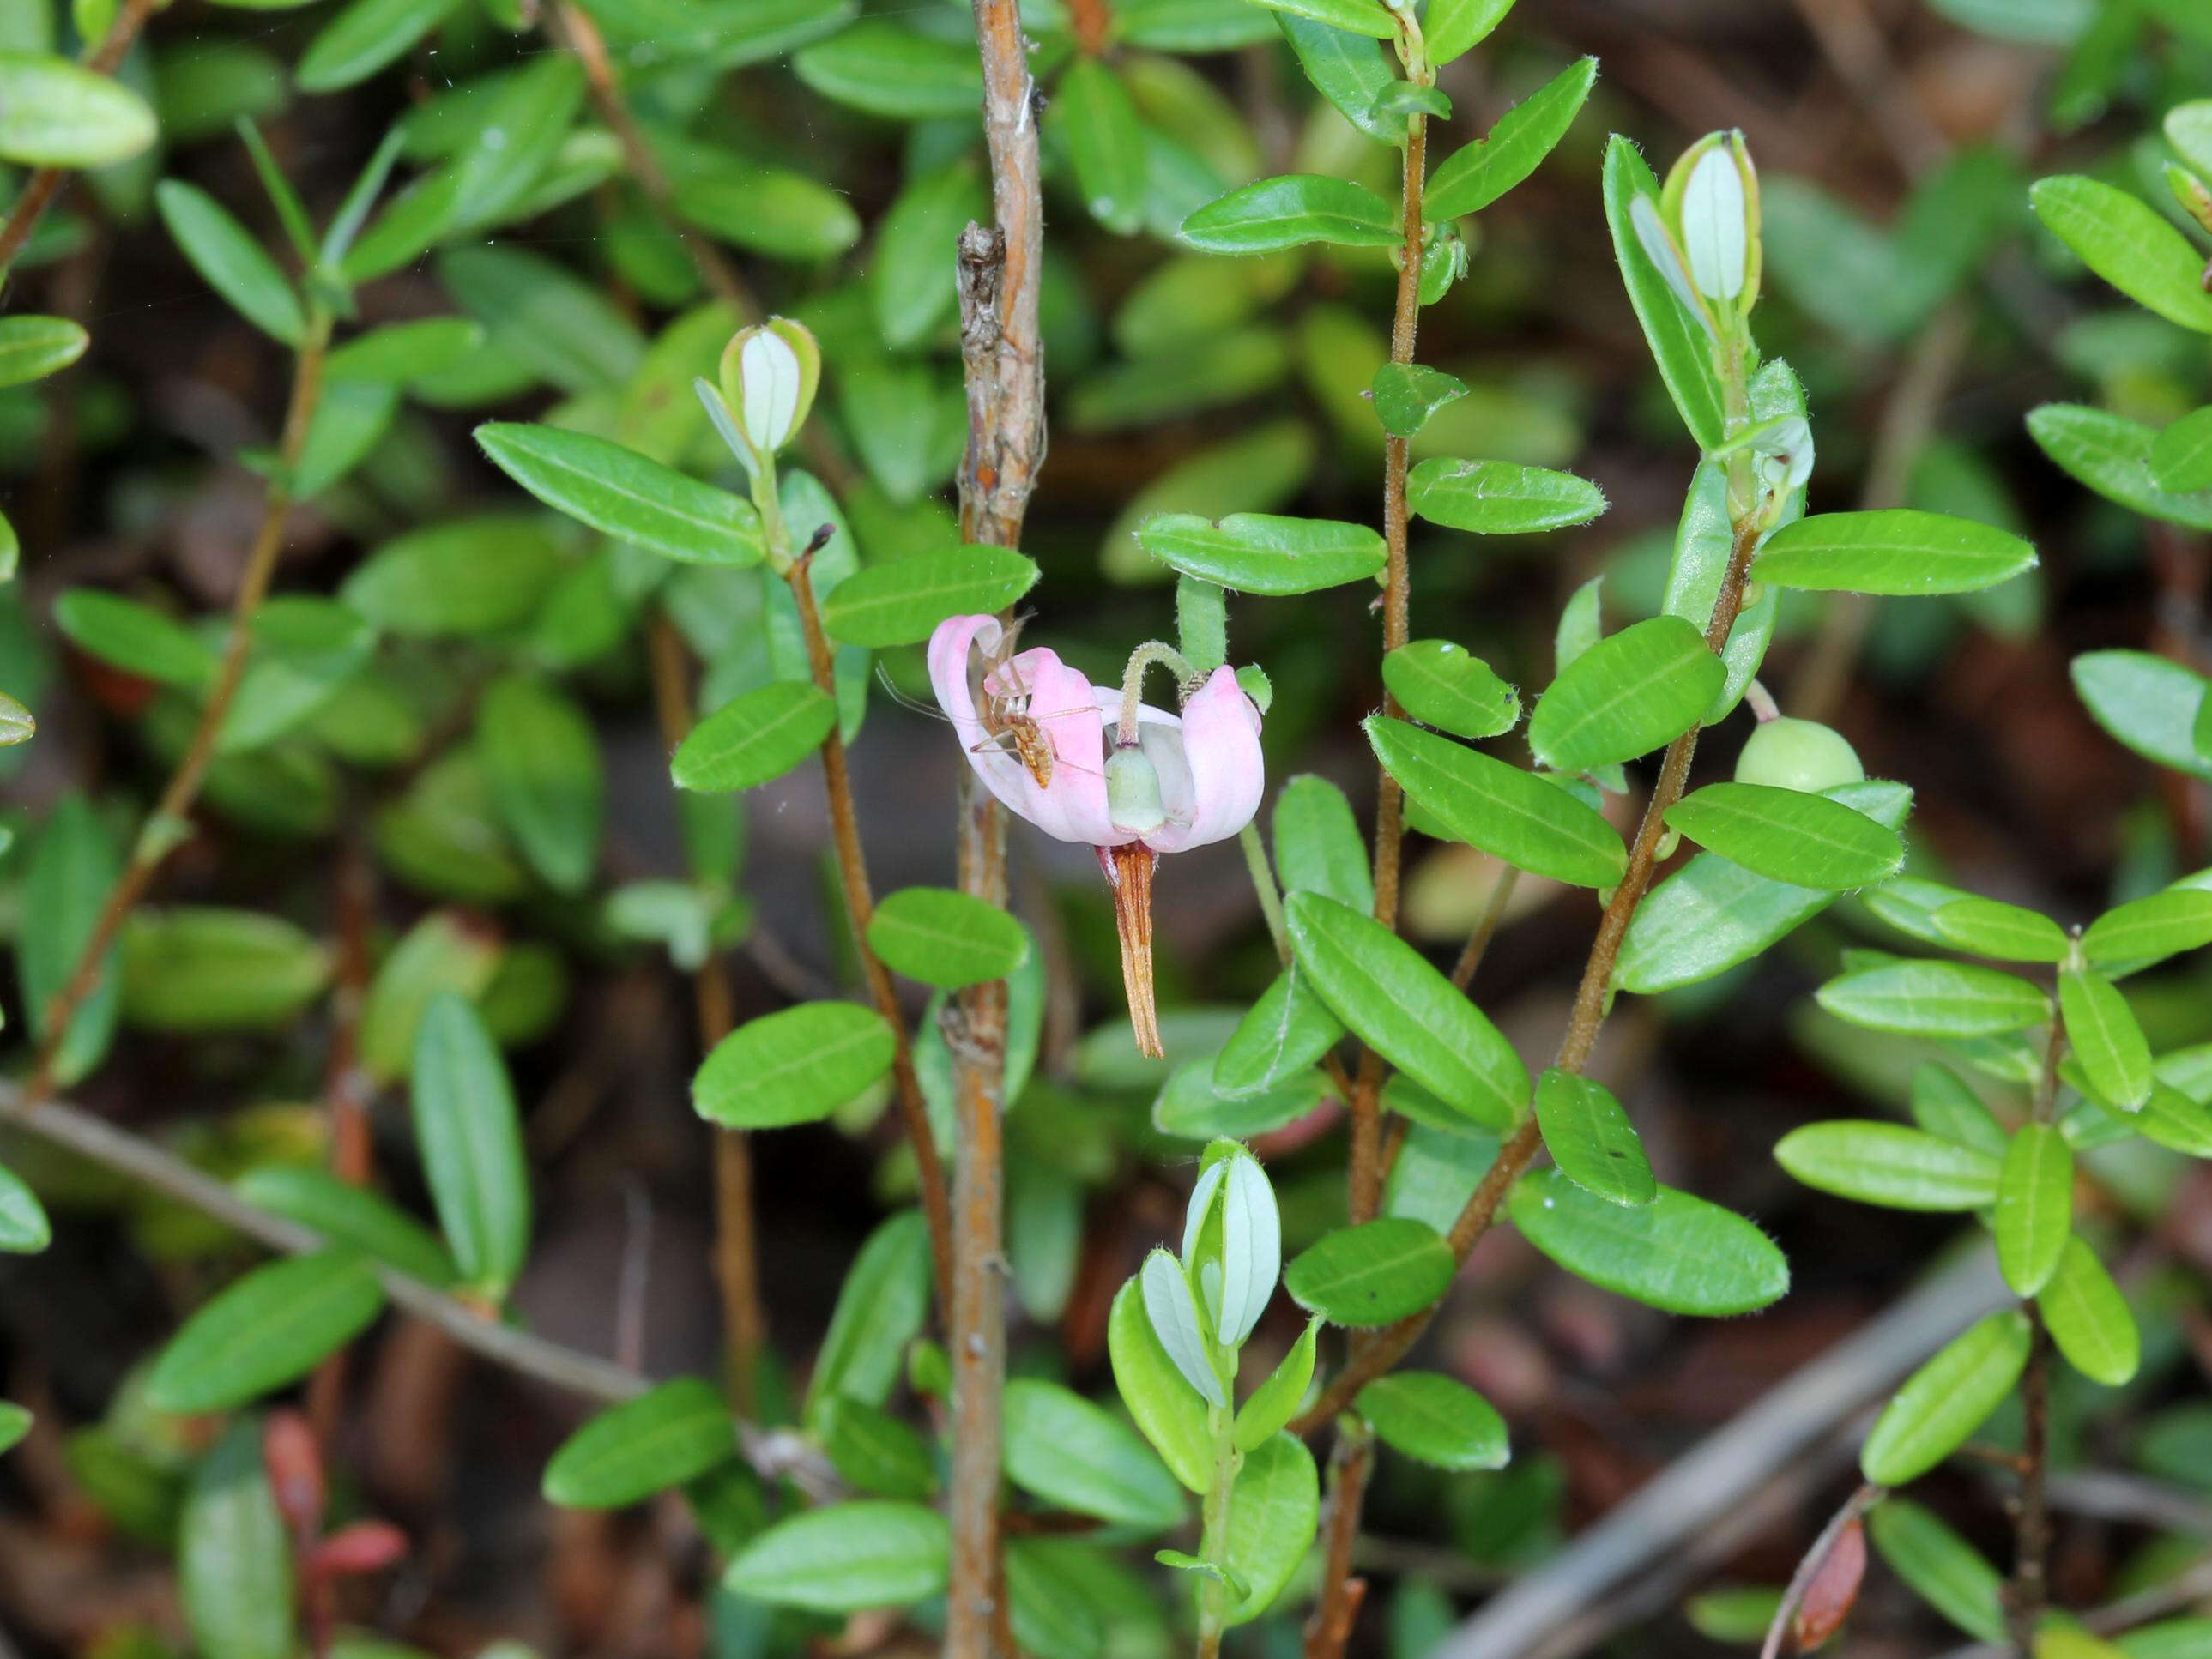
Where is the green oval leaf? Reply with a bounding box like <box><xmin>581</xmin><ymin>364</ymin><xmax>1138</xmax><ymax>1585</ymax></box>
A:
<box><xmin>0</xmin><ymin>49</ymin><xmax>155</xmax><ymax>167</ymax></box>
<box><xmin>475</xmin><ymin>423</ymin><xmax>764</xmax><ymax>567</ymax></box>
<box><xmin>1356</xmin><ymin>1371</ymin><xmax>1508</xmax><ymax>1471</ymax></box>
<box><xmin>1528</xmin><ymin>615</ymin><xmax>1722</xmax><ymax>773</ymax></box>
<box><xmin>1816</xmin><ymin>960</ymin><xmax>2048</xmax><ymax>1037</ymax></box>
<box><xmin>341</xmin><ymin>515</ymin><xmax>565</xmax><ymax>636</ymax></box>
<box><xmin>867</xmin><ymin>886</ymin><xmax>1030</xmax><ymax>989</ymax></box>
<box><xmin>181</xmin><ymin>1420</ymin><xmax>293</xmax><ymax>1659</ymax></box>
<box><xmin>1533</xmin><ymin>1068</ymin><xmax>1654</xmax><ymax>1208</ymax></box>
<box><xmin>1927</xmin><ymin>895</ymin><xmax>2071</xmax><ymax>963</ymax></box>
<box><xmin>819</xmin><ymin>546</ymin><xmax>1041</xmax><ymax>646</ymax></box>
<box><xmin>1405</xmin><ymin>459</ymin><xmax>1607</xmax><ymax>536</ymax></box>
<box><xmin>155</xmin><ymin>179</ymin><xmax>305</xmax><ymax>347</ymax></box>
<box><xmin>1425</xmin><ymin>57</ymin><xmax>1598</xmax><ymax>220</ymax></box>
<box><xmin>808</xmin><ymin>1210</ymin><xmax>931</xmax><ymax>1416</ymax></box>
<box><xmin>1136</xmin><ymin>511</ymin><xmax>1386</xmax><ymax>594</ymax></box>
<box><xmin>1151</xmin><ymin>1055</ymin><xmax>1332</xmax><ymax>1142</ymax></box>
<box><xmin>1233</xmin><ymin>1317</ymin><xmax>1319</xmax><ymax>1452</ymax></box>
<box><xmin>1775</xmin><ymin>1120</ymin><xmax>2000</xmax><ymax>1210</ymax></box>
<box><xmin>0</xmin><ymin>1160</ymin><xmax>51</xmax><ymax>1252</ymax></box>
<box><xmin>2038</xmin><ymin>1236</ymin><xmax>2138</xmax><ymax>1387</ymax></box>
<box><xmin>2030</xmin><ymin>175</ymin><xmax>2212</xmax><ymax>334</ymax></box>
<box><xmin>1995</xmin><ymin>1123</ymin><xmax>2072</xmax><ymax>1296</ymax></box>
<box><xmin>0</xmin><ymin>315</ymin><xmax>88</xmax><ymax>388</ymax></box>
<box><xmin>694</xmin><ymin>1000</ymin><xmax>897</xmax><ymax>1129</ymax></box>
<box><xmin>1369</xmin><ymin>362</ymin><xmax>1469</xmax><ymax>438</ymax></box>
<box><xmin>117</xmin><ymin>906</ymin><xmax>331</xmax><ymax>1033</ymax></box>
<box><xmin>1278</xmin><ymin>15</ymin><xmax>1408</xmax><ymax>144</ymax></box>
<box><xmin>1052</xmin><ymin>57</ymin><xmax>1148</xmax><ymax>234</ymax></box>
<box><xmin>1867</xmin><ymin>1499</ymin><xmax>2006</xmax><ymax>1644</ymax></box>
<box><xmin>479</xmin><ymin>674</ymin><xmax>603</xmax><ymax>895</ymax></box>
<box><xmin>2150</xmin><ymin>407</ymin><xmax>2212</xmax><ymax>493</ymax></box>
<box><xmin>1602</xmin><ymin>135</ymin><xmax>1725</xmax><ymax>452</ymax></box>
<box><xmin>723</xmin><ymin>1500</ymin><xmax>949</xmax><ymax>1611</ymax></box>
<box><xmin>2029</xmin><ymin>407</ymin><xmax>2212</xmax><ymax>533</ymax></box>
<box><xmin>1753</xmin><ymin>510</ymin><xmax>2037</xmax><ymax>595</ymax></box>
<box><xmin>1274</xmin><ymin>774</ymin><xmax>1373</xmax><ymax>910</ymax></box>
<box><xmin>233</xmin><ymin>1166</ymin><xmax>458</xmax><ymax>1286</ymax></box>
<box><xmin>1381</xmin><ymin>640</ymin><xmax>1520</xmax><ymax>739</ymax></box>
<box><xmin>1003</xmin><ymin>1378</ymin><xmax>1185</xmax><ymax>1529</ymax></box>
<box><xmin>1180</xmin><ymin>174</ymin><xmax>1399</xmax><ymax>253</ymax></box>
<box><xmin>1108</xmin><ymin>1276</ymin><xmax>1212</xmax><ymax>1493</ymax></box>
<box><xmin>1367</xmin><ymin>715</ymin><xmax>1626</xmax><ymax>888</ymax></box>
<box><xmin>1243</xmin><ymin>0</ymin><xmax>1393</xmax><ymax>36</ymax></box>
<box><xmin>1665</xmin><ymin>781</ymin><xmax>1903</xmax><ymax>889</ymax></box>
<box><xmin>819</xmin><ymin>1396</ymin><xmax>938</xmax><ymax>1499</ymax></box>
<box><xmin>1284</xmin><ymin>1216</ymin><xmax>1456</xmax><ymax>1327</ymax></box>
<box><xmin>792</xmin><ymin>21</ymin><xmax>982</xmax><ymax>120</ymax></box>
<box><xmin>1858</xmin><ymin>1309</ymin><xmax>2030</xmax><ymax>1486</ymax></box>
<box><xmin>543</xmin><ymin>1377</ymin><xmax>738</xmax><ymax>1509</ymax></box>
<box><xmin>1423</xmin><ymin>0</ymin><xmax>1514</xmax><ymax>63</ymax></box>
<box><xmin>1284</xmin><ymin>890</ymin><xmax>1528</xmax><ymax>1129</ymax></box>
<box><xmin>2082</xmin><ymin>888</ymin><xmax>2212</xmax><ymax>969</ymax></box>
<box><xmin>673</xmin><ymin>681</ymin><xmax>837</xmax><ymax>793</ymax></box>
<box><xmin>297</xmin><ymin>0</ymin><xmax>462</xmax><ymax>90</ymax></box>
<box><xmin>1219</xmin><ymin>1431</ymin><xmax>1320</xmax><ymax>1624</ymax></box>
<box><xmin>54</xmin><ymin>588</ymin><xmax>218</xmax><ymax>690</ymax></box>
<box><xmin>1213</xmin><ymin>967</ymin><xmax>1345</xmax><ymax>1097</ymax></box>
<box><xmin>146</xmin><ymin>1252</ymin><xmax>386</xmax><ymax>1412</ymax></box>
<box><xmin>1509</xmin><ymin>1169</ymin><xmax>1789</xmax><ymax>1315</ymax></box>
<box><xmin>412</xmin><ymin>992</ymin><xmax>531</xmax><ymax>1296</ymax></box>
<box><xmin>2059</xmin><ymin>968</ymin><xmax>2151</xmax><ymax>1111</ymax></box>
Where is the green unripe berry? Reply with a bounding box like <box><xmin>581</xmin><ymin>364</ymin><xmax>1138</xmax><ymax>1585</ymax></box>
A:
<box><xmin>1734</xmin><ymin>717</ymin><xmax>1864</xmax><ymax>793</ymax></box>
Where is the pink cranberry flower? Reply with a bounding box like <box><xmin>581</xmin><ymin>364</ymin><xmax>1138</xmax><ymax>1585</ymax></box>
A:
<box><xmin>928</xmin><ymin>613</ymin><xmax>1266</xmax><ymax>1056</ymax></box>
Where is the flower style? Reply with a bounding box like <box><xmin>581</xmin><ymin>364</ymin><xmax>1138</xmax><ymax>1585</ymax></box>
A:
<box><xmin>928</xmin><ymin>612</ymin><xmax>1266</xmax><ymax>1057</ymax></box>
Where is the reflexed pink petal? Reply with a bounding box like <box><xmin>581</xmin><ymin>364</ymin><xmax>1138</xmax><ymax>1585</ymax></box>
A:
<box><xmin>1145</xmin><ymin>667</ymin><xmax>1264</xmax><ymax>854</ymax></box>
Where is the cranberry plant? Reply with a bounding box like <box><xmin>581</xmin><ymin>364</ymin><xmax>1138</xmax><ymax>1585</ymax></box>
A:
<box><xmin>0</xmin><ymin>1</ymin><xmax>2208</xmax><ymax>1658</ymax></box>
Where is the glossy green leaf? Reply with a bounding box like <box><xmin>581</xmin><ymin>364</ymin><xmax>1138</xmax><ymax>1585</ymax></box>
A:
<box><xmin>1278</xmin><ymin>15</ymin><xmax>1407</xmax><ymax>142</ymax></box>
<box><xmin>298</xmin><ymin>0</ymin><xmax>462</xmax><ymax>91</ymax></box>
<box><xmin>673</xmin><ymin>681</ymin><xmax>837</xmax><ymax>793</ymax></box>
<box><xmin>723</xmin><ymin>1501</ymin><xmax>949</xmax><ymax>1611</ymax></box>
<box><xmin>1138</xmin><ymin>511</ymin><xmax>1384</xmax><ymax>595</ymax></box>
<box><xmin>1753</xmin><ymin>510</ymin><xmax>2036</xmax><ymax>595</ymax></box>
<box><xmin>1368</xmin><ymin>716</ymin><xmax>1626</xmax><ymax>888</ymax></box>
<box><xmin>1219</xmin><ymin>1431</ymin><xmax>1320</xmax><ymax>1624</ymax></box>
<box><xmin>1423</xmin><ymin>0</ymin><xmax>1514</xmax><ymax>63</ymax></box>
<box><xmin>1618</xmin><ymin>780</ymin><xmax>1913</xmax><ymax>992</ymax></box>
<box><xmin>1181</xmin><ymin>174</ymin><xmax>1399</xmax><ymax>252</ymax></box>
<box><xmin>1867</xmin><ymin>1499</ymin><xmax>2006</xmax><ymax>1644</ymax></box>
<box><xmin>818</xmin><ymin>1396</ymin><xmax>938</xmax><ymax>1500</ymax></box>
<box><xmin>1151</xmin><ymin>1055</ymin><xmax>1331</xmax><ymax>1140</ymax></box>
<box><xmin>426</xmin><ymin>244</ymin><xmax>644</xmax><ymax>391</ymax></box>
<box><xmin>1816</xmin><ymin>960</ymin><xmax>2047</xmax><ymax>1037</ymax></box>
<box><xmin>476</xmin><ymin>423</ymin><xmax>763</xmax><ymax>566</ymax></box>
<box><xmin>792</xmin><ymin>21</ymin><xmax>981</xmax><ymax>120</ymax></box>
<box><xmin>0</xmin><ymin>1161</ymin><xmax>51</xmax><ymax>1252</ymax></box>
<box><xmin>0</xmin><ymin>50</ymin><xmax>155</xmax><ymax>166</ymax></box>
<box><xmin>1925</xmin><ymin>895</ymin><xmax>2071</xmax><ymax>962</ymax></box>
<box><xmin>1859</xmin><ymin>1310</ymin><xmax>2030</xmax><ymax>1486</ymax></box>
<box><xmin>1003</xmin><ymin>1378</ymin><xmax>1184</xmax><ymax>1529</ymax></box>
<box><xmin>1425</xmin><ymin>57</ymin><xmax>1597</xmax><ymax>220</ymax></box>
<box><xmin>1356</xmin><ymin>1371</ymin><xmax>1508</xmax><ymax>1471</ymax></box>
<box><xmin>872</xmin><ymin>158</ymin><xmax>982</xmax><ymax>347</ymax></box>
<box><xmin>2038</xmin><ymin>1237</ymin><xmax>2138</xmax><ymax>1386</ymax></box>
<box><xmin>1909</xmin><ymin>1064</ymin><xmax>2010</xmax><ymax>1157</ymax></box>
<box><xmin>820</xmin><ymin>546</ymin><xmax>1039</xmax><ymax>645</ymax></box>
<box><xmin>412</xmin><ymin>993</ymin><xmax>530</xmax><ymax>1295</ymax></box>
<box><xmin>2082</xmin><ymin>888</ymin><xmax>2212</xmax><ymax>968</ymax></box>
<box><xmin>1369</xmin><ymin>363</ymin><xmax>1468</xmax><ymax>438</ymax></box>
<box><xmin>1405</xmin><ymin>459</ymin><xmax>1607</xmax><ymax>536</ymax></box>
<box><xmin>1242</xmin><ymin>0</ymin><xmax>1392</xmax><ymax>37</ymax></box>
<box><xmin>867</xmin><ymin>886</ymin><xmax>1030</xmax><ymax>989</ymax></box>
<box><xmin>1509</xmin><ymin>1170</ymin><xmax>1789</xmax><ymax>1315</ymax></box>
<box><xmin>1285</xmin><ymin>890</ymin><xmax>1528</xmax><ymax>1129</ymax></box>
<box><xmin>1107</xmin><ymin>1277</ymin><xmax>1212</xmax><ymax>1493</ymax></box>
<box><xmin>438</xmin><ymin>57</ymin><xmax>584</xmax><ymax>238</ymax></box>
<box><xmin>1284</xmin><ymin>1216</ymin><xmax>1456</xmax><ymax>1327</ymax></box>
<box><xmin>1602</xmin><ymin>136</ymin><xmax>1725</xmax><ymax>452</ymax></box>
<box><xmin>1994</xmin><ymin>1123</ymin><xmax>2072</xmax><ymax>1295</ymax></box>
<box><xmin>233</xmin><ymin>1167</ymin><xmax>457</xmax><ymax>1286</ymax></box>
<box><xmin>2029</xmin><ymin>407</ymin><xmax>2212</xmax><ymax>533</ymax></box>
<box><xmin>544</xmin><ymin>1378</ymin><xmax>736</xmax><ymax>1509</ymax></box>
<box><xmin>54</xmin><ymin>588</ymin><xmax>216</xmax><ymax>690</ymax></box>
<box><xmin>146</xmin><ymin>1251</ymin><xmax>385</xmax><ymax>1412</ymax></box>
<box><xmin>1273</xmin><ymin>774</ymin><xmax>1373</xmax><ymax>911</ymax></box>
<box><xmin>809</xmin><ymin>1210</ymin><xmax>931</xmax><ymax>1416</ymax></box>
<box><xmin>119</xmin><ymin>907</ymin><xmax>331</xmax><ymax>1032</ymax></box>
<box><xmin>668</xmin><ymin>150</ymin><xmax>861</xmax><ymax>262</ymax></box>
<box><xmin>23</xmin><ymin>797</ymin><xmax>125</xmax><ymax>1091</ymax></box>
<box><xmin>1533</xmin><ymin>1068</ymin><xmax>1653</xmax><ymax>1208</ymax></box>
<box><xmin>1528</xmin><ymin>615</ymin><xmax>1721</xmax><ymax>773</ymax></box>
<box><xmin>2149</xmin><ymin>407</ymin><xmax>2212</xmax><ymax>493</ymax></box>
<box><xmin>1381</xmin><ymin>640</ymin><xmax>1519</xmax><ymax>738</ymax></box>
<box><xmin>0</xmin><ymin>315</ymin><xmax>88</xmax><ymax>387</ymax></box>
<box><xmin>342</xmin><ymin>515</ymin><xmax>565</xmax><ymax>636</ymax></box>
<box><xmin>1665</xmin><ymin>781</ymin><xmax>1902</xmax><ymax>889</ymax></box>
<box><xmin>695</xmin><ymin>1001</ymin><xmax>896</xmax><ymax>1130</ymax></box>
<box><xmin>155</xmin><ymin>180</ymin><xmax>305</xmax><ymax>347</ymax></box>
<box><xmin>1233</xmin><ymin>1318</ymin><xmax>1319</xmax><ymax>1452</ymax></box>
<box><xmin>2070</xmin><ymin>650</ymin><xmax>2212</xmax><ymax>781</ymax></box>
<box><xmin>2059</xmin><ymin>968</ymin><xmax>2151</xmax><ymax>1111</ymax></box>
<box><xmin>181</xmin><ymin>1420</ymin><xmax>293</xmax><ymax>1659</ymax></box>
<box><xmin>1213</xmin><ymin>967</ymin><xmax>1345</xmax><ymax>1096</ymax></box>
<box><xmin>1774</xmin><ymin>1120</ymin><xmax>1999</xmax><ymax>1210</ymax></box>
<box><xmin>1053</xmin><ymin>58</ymin><xmax>1148</xmax><ymax>235</ymax></box>
<box><xmin>2030</xmin><ymin>174</ymin><xmax>2212</xmax><ymax>333</ymax></box>
<box><xmin>477</xmin><ymin>675</ymin><xmax>602</xmax><ymax>895</ymax></box>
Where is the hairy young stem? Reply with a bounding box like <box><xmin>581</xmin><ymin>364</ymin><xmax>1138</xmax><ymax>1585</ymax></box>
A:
<box><xmin>646</xmin><ymin>615</ymin><xmax>768</xmax><ymax>1415</ymax></box>
<box><xmin>784</xmin><ymin>558</ymin><xmax>954</xmax><ymax>1306</ymax></box>
<box><xmin>0</xmin><ymin>0</ymin><xmax>160</xmax><ymax>284</ymax></box>
<box><xmin>27</xmin><ymin>311</ymin><xmax>333</xmax><ymax>1100</ymax></box>
<box><xmin>1196</xmin><ymin>1405</ymin><xmax>1242</xmax><ymax>1659</ymax></box>
<box><xmin>1304</xmin><ymin>1428</ymin><xmax>1375</xmax><ymax>1659</ymax></box>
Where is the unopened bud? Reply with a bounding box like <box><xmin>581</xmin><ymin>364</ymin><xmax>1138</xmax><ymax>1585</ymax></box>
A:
<box><xmin>715</xmin><ymin>318</ymin><xmax>821</xmax><ymax>468</ymax></box>
<box><xmin>1663</xmin><ymin>131</ymin><xmax>1761</xmax><ymax>313</ymax></box>
<box><xmin>2166</xmin><ymin>163</ymin><xmax>2212</xmax><ymax>240</ymax></box>
<box><xmin>1179</xmin><ymin>1144</ymin><xmax>1280</xmax><ymax>1351</ymax></box>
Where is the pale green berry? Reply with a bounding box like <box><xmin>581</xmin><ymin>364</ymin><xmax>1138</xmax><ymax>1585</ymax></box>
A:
<box><xmin>1734</xmin><ymin>717</ymin><xmax>1864</xmax><ymax>793</ymax></box>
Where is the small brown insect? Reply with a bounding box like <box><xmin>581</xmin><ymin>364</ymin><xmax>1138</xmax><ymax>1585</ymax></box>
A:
<box><xmin>978</xmin><ymin>657</ymin><xmax>1057</xmax><ymax>789</ymax></box>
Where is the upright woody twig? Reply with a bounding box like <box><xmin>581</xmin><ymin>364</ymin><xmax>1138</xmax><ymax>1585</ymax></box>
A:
<box><xmin>0</xmin><ymin>0</ymin><xmax>160</xmax><ymax>285</ymax></box>
<box><xmin>946</xmin><ymin>1</ymin><xmax>1046</xmax><ymax>1653</ymax></box>
<box><xmin>27</xmin><ymin>308</ymin><xmax>334</xmax><ymax>1100</ymax></box>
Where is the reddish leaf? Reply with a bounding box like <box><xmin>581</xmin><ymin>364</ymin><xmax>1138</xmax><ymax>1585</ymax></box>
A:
<box><xmin>308</xmin><ymin>1520</ymin><xmax>409</xmax><ymax>1578</ymax></box>
<box><xmin>1793</xmin><ymin>1517</ymin><xmax>1866</xmax><ymax>1650</ymax></box>
<box><xmin>263</xmin><ymin>1409</ymin><xmax>324</xmax><ymax>1535</ymax></box>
